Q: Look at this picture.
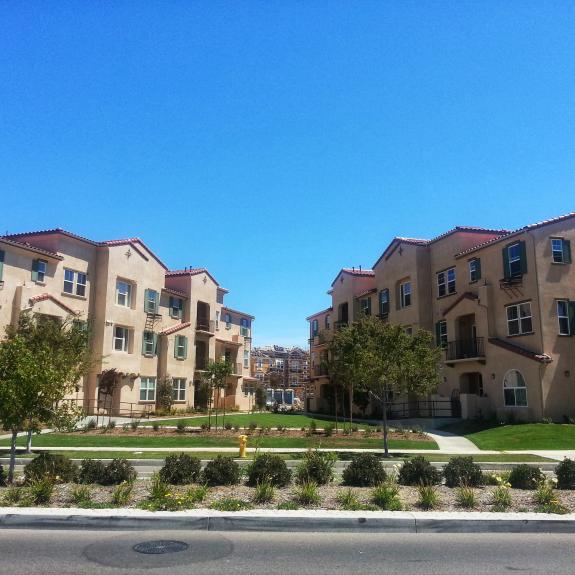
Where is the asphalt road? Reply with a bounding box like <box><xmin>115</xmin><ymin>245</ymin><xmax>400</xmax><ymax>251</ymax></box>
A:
<box><xmin>1</xmin><ymin>529</ymin><xmax>574</xmax><ymax>574</ymax></box>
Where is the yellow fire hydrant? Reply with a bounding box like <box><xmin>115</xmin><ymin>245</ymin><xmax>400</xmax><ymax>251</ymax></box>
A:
<box><xmin>239</xmin><ymin>434</ymin><xmax>248</xmax><ymax>458</ymax></box>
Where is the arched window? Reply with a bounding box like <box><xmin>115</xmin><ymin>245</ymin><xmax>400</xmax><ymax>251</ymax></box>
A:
<box><xmin>503</xmin><ymin>370</ymin><xmax>527</xmax><ymax>407</ymax></box>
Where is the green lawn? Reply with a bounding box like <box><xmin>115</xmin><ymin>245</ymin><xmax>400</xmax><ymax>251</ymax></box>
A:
<box><xmin>0</xmin><ymin>433</ymin><xmax>437</xmax><ymax>450</ymax></box>
<box><xmin>142</xmin><ymin>412</ymin><xmax>380</xmax><ymax>429</ymax></box>
<box><xmin>0</xmin><ymin>450</ymin><xmax>551</xmax><ymax>462</ymax></box>
<box><xmin>440</xmin><ymin>421</ymin><xmax>575</xmax><ymax>450</ymax></box>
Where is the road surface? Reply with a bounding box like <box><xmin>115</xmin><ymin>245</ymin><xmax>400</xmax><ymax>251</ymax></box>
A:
<box><xmin>1</xmin><ymin>529</ymin><xmax>574</xmax><ymax>574</ymax></box>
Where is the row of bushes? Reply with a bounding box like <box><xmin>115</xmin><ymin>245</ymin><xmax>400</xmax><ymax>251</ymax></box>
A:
<box><xmin>7</xmin><ymin>453</ymin><xmax>575</xmax><ymax>491</ymax></box>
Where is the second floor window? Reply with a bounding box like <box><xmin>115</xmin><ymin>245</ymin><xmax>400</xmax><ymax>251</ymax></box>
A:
<box><xmin>325</xmin><ymin>314</ymin><xmax>331</xmax><ymax>329</ymax></box>
<box><xmin>312</xmin><ymin>319</ymin><xmax>319</xmax><ymax>337</ymax></box>
<box><xmin>437</xmin><ymin>268</ymin><xmax>456</xmax><ymax>297</ymax></box>
<box><xmin>436</xmin><ymin>321</ymin><xmax>447</xmax><ymax>348</ymax></box>
<box><xmin>32</xmin><ymin>259</ymin><xmax>47</xmax><ymax>283</ymax></box>
<box><xmin>144</xmin><ymin>289</ymin><xmax>159</xmax><ymax>313</ymax></box>
<box><xmin>169</xmin><ymin>296</ymin><xmax>184</xmax><ymax>319</ymax></box>
<box><xmin>113</xmin><ymin>326</ymin><xmax>130</xmax><ymax>352</ymax></box>
<box><xmin>400</xmin><ymin>282</ymin><xmax>411</xmax><ymax>308</ymax></box>
<box><xmin>63</xmin><ymin>269</ymin><xmax>87</xmax><ymax>296</ymax></box>
<box><xmin>240</xmin><ymin>317</ymin><xmax>250</xmax><ymax>336</ymax></box>
<box><xmin>225</xmin><ymin>313</ymin><xmax>232</xmax><ymax>329</ymax></box>
<box><xmin>379</xmin><ymin>289</ymin><xmax>390</xmax><ymax>316</ymax></box>
<box><xmin>360</xmin><ymin>297</ymin><xmax>371</xmax><ymax>315</ymax></box>
<box><xmin>557</xmin><ymin>300</ymin><xmax>571</xmax><ymax>335</ymax></box>
<box><xmin>116</xmin><ymin>280</ymin><xmax>132</xmax><ymax>307</ymax></box>
<box><xmin>469</xmin><ymin>259</ymin><xmax>481</xmax><ymax>283</ymax></box>
<box><xmin>174</xmin><ymin>335</ymin><xmax>188</xmax><ymax>359</ymax></box>
<box><xmin>142</xmin><ymin>331</ymin><xmax>157</xmax><ymax>356</ymax></box>
<box><xmin>506</xmin><ymin>302</ymin><xmax>533</xmax><ymax>336</ymax></box>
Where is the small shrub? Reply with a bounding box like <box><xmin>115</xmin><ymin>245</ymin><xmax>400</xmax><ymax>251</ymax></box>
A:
<box><xmin>492</xmin><ymin>486</ymin><xmax>512</xmax><ymax>511</ymax></box>
<box><xmin>176</xmin><ymin>421</ymin><xmax>186</xmax><ymax>433</ymax></box>
<box><xmin>122</xmin><ymin>423</ymin><xmax>130</xmax><ymax>432</ymax></box>
<box><xmin>398</xmin><ymin>456</ymin><xmax>442</xmax><ymax>486</ymax></box>
<box><xmin>455</xmin><ymin>486</ymin><xmax>477</xmax><ymax>509</ymax></box>
<box><xmin>555</xmin><ymin>458</ymin><xmax>575</xmax><ymax>489</ymax></box>
<box><xmin>277</xmin><ymin>501</ymin><xmax>299</xmax><ymax>510</ymax></box>
<box><xmin>418</xmin><ymin>485</ymin><xmax>440</xmax><ymax>510</ymax></box>
<box><xmin>107</xmin><ymin>420</ymin><xmax>116</xmax><ymax>430</ymax></box>
<box><xmin>159</xmin><ymin>454</ymin><xmax>201</xmax><ymax>485</ymax></box>
<box><xmin>185</xmin><ymin>484</ymin><xmax>209</xmax><ymax>504</ymax></box>
<box><xmin>24</xmin><ymin>453</ymin><xmax>77</xmax><ymax>484</ymax></box>
<box><xmin>202</xmin><ymin>456</ymin><xmax>241</xmax><ymax>486</ymax></box>
<box><xmin>27</xmin><ymin>478</ymin><xmax>54</xmax><ymax>505</ymax></box>
<box><xmin>444</xmin><ymin>457</ymin><xmax>483</xmax><ymax>488</ymax></box>
<box><xmin>253</xmin><ymin>481</ymin><xmax>275</xmax><ymax>504</ymax></box>
<box><xmin>2</xmin><ymin>486</ymin><xmax>24</xmax><ymax>506</ymax></box>
<box><xmin>77</xmin><ymin>459</ymin><xmax>107</xmax><ymax>484</ymax></box>
<box><xmin>0</xmin><ymin>464</ymin><xmax>5</xmax><ymax>487</ymax></box>
<box><xmin>541</xmin><ymin>417</ymin><xmax>554</xmax><ymax>424</ymax></box>
<box><xmin>363</xmin><ymin>427</ymin><xmax>373</xmax><ymax>438</ymax></box>
<box><xmin>371</xmin><ymin>483</ymin><xmax>402</xmax><ymax>511</ymax></box>
<box><xmin>351</xmin><ymin>425</ymin><xmax>359</xmax><ymax>433</ymax></box>
<box><xmin>143</xmin><ymin>473</ymin><xmax>188</xmax><ymax>511</ymax></box>
<box><xmin>111</xmin><ymin>481</ymin><xmax>134</xmax><ymax>506</ymax></box>
<box><xmin>200</xmin><ymin>423</ymin><xmax>209</xmax><ymax>431</ymax></box>
<box><xmin>130</xmin><ymin>419</ymin><xmax>140</xmax><ymax>431</ymax></box>
<box><xmin>152</xmin><ymin>423</ymin><xmax>160</xmax><ymax>432</ymax></box>
<box><xmin>149</xmin><ymin>472</ymin><xmax>169</xmax><ymax>501</ymax></box>
<box><xmin>294</xmin><ymin>481</ymin><xmax>321</xmax><ymax>506</ymax></box>
<box><xmin>324</xmin><ymin>423</ymin><xmax>334</xmax><ymax>437</ymax></box>
<box><xmin>247</xmin><ymin>454</ymin><xmax>292</xmax><ymax>487</ymax></box>
<box><xmin>210</xmin><ymin>497</ymin><xmax>252</xmax><ymax>511</ymax></box>
<box><xmin>337</xmin><ymin>488</ymin><xmax>364</xmax><ymax>511</ymax></box>
<box><xmin>70</xmin><ymin>485</ymin><xmax>92</xmax><ymax>508</ymax></box>
<box><xmin>508</xmin><ymin>465</ymin><xmax>544</xmax><ymax>490</ymax></box>
<box><xmin>102</xmin><ymin>459</ymin><xmax>137</xmax><ymax>485</ymax></box>
<box><xmin>248</xmin><ymin>422</ymin><xmax>258</xmax><ymax>431</ymax></box>
<box><xmin>224</xmin><ymin>422</ymin><xmax>233</xmax><ymax>431</ymax></box>
<box><xmin>295</xmin><ymin>450</ymin><xmax>337</xmax><ymax>485</ymax></box>
<box><xmin>342</xmin><ymin>453</ymin><xmax>387</xmax><ymax>487</ymax></box>
<box><xmin>309</xmin><ymin>420</ymin><xmax>317</xmax><ymax>433</ymax></box>
<box><xmin>85</xmin><ymin>418</ymin><xmax>97</xmax><ymax>430</ymax></box>
<box><xmin>233</xmin><ymin>424</ymin><xmax>240</xmax><ymax>432</ymax></box>
<box><xmin>534</xmin><ymin>483</ymin><xmax>557</xmax><ymax>506</ymax></box>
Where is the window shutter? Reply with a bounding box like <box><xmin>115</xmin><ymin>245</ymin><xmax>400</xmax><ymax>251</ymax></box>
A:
<box><xmin>564</xmin><ymin>240</ymin><xmax>572</xmax><ymax>264</ymax></box>
<box><xmin>169</xmin><ymin>296</ymin><xmax>174</xmax><ymax>316</ymax></box>
<box><xmin>435</xmin><ymin>322</ymin><xmax>441</xmax><ymax>346</ymax></box>
<box><xmin>142</xmin><ymin>332</ymin><xmax>147</xmax><ymax>355</ymax></box>
<box><xmin>502</xmin><ymin>247</ymin><xmax>510</xmax><ymax>279</ymax></box>
<box><xmin>475</xmin><ymin>258</ymin><xmax>482</xmax><ymax>280</ymax></box>
<box><xmin>569</xmin><ymin>302</ymin><xmax>575</xmax><ymax>337</ymax></box>
<box><xmin>153</xmin><ymin>333</ymin><xmax>158</xmax><ymax>356</ymax></box>
<box><xmin>0</xmin><ymin>250</ymin><xmax>4</xmax><ymax>281</ymax></box>
<box><xmin>31</xmin><ymin>259</ymin><xmax>39</xmax><ymax>281</ymax></box>
<box><xmin>183</xmin><ymin>336</ymin><xmax>188</xmax><ymax>359</ymax></box>
<box><xmin>174</xmin><ymin>335</ymin><xmax>179</xmax><ymax>359</ymax></box>
<box><xmin>519</xmin><ymin>240</ymin><xmax>528</xmax><ymax>274</ymax></box>
<box><xmin>144</xmin><ymin>289</ymin><xmax>150</xmax><ymax>312</ymax></box>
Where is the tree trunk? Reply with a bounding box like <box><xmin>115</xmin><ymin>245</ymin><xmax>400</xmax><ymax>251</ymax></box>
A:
<box><xmin>382</xmin><ymin>389</ymin><xmax>389</xmax><ymax>458</ymax></box>
<box><xmin>8</xmin><ymin>430</ymin><xmax>18</xmax><ymax>484</ymax></box>
<box><xmin>26</xmin><ymin>429</ymin><xmax>33</xmax><ymax>454</ymax></box>
<box><xmin>334</xmin><ymin>387</ymin><xmax>338</xmax><ymax>432</ymax></box>
<box><xmin>222</xmin><ymin>384</ymin><xmax>227</xmax><ymax>431</ymax></box>
<box><xmin>349</xmin><ymin>385</ymin><xmax>354</xmax><ymax>430</ymax></box>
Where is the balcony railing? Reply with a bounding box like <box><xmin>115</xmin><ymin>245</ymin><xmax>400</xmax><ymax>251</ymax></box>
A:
<box><xmin>445</xmin><ymin>338</ymin><xmax>485</xmax><ymax>361</ymax></box>
<box><xmin>334</xmin><ymin>320</ymin><xmax>348</xmax><ymax>331</ymax></box>
<box><xmin>195</xmin><ymin>356</ymin><xmax>215</xmax><ymax>371</ymax></box>
<box><xmin>196</xmin><ymin>319</ymin><xmax>215</xmax><ymax>333</ymax></box>
<box><xmin>313</xmin><ymin>365</ymin><xmax>328</xmax><ymax>377</ymax></box>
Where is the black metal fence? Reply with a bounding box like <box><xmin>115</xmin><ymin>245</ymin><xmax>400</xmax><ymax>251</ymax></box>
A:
<box><xmin>446</xmin><ymin>337</ymin><xmax>485</xmax><ymax>361</ymax></box>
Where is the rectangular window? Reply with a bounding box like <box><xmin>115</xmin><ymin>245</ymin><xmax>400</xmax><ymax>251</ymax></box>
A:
<box><xmin>113</xmin><ymin>326</ymin><xmax>130</xmax><ymax>352</ymax></box>
<box><xmin>469</xmin><ymin>259</ymin><xmax>481</xmax><ymax>282</ymax></box>
<box><xmin>225</xmin><ymin>313</ymin><xmax>232</xmax><ymax>329</ymax></box>
<box><xmin>63</xmin><ymin>269</ymin><xmax>87</xmax><ymax>296</ymax></box>
<box><xmin>244</xmin><ymin>350</ymin><xmax>249</xmax><ymax>369</ymax></box>
<box><xmin>142</xmin><ymin>331</ymin><xmax>156</xmax><ymax>356</ymax></box>
<box><xmin>144</xmin><ymin>289</ymin><xmax>159</xmax><ymax>313</ymax></box>
<box><xmin>360</xmin><ymin>297</ymin><xmax>371</xmax><ymax>315</ymax></box>
<box><xmin>400</xmin><ymin>282</ymin><xmax>411</xmax><ymax>308</ymax></box>
<box><xmin>174</xmin><ymin>335</ymin><xmax>188</xmax><ymax>359</ymax></box>
<box><xmin>312</xmin><ymin>319</ymin><xmax>319</xmax><ymax>337</ymax></box>
<box><xmin>139</xmin><ymin>377</ymin><xmax>156</xmax><ymax>402</ymax></box>
<box><xmin>116</xmin><ymin>280</ymin><xmax>132</xmax><ymax>307</ymax></box>
<box><xmin>172</xmin><ymin>378</ymin><xmax>186</xmax><ymax>402</ymax></box>
<box><xmin>404</xmin><ymin>326</ymin><xmax>413</xmax><ymax>336</ymax></box>
<box><xmin>325</xmin><ymin>314</ymin><xmax>331</xmax><ymax>329</ymax></box>
<box><xmin>557</xmin><ymin>300</ymin><xmax>570</xmax><ymax>335</ymax></box>
<box><xmin>437</xmin><ymin>268</ymin><xmax>456</xmax><ymax>297</ymax></box>
<box><xmin>508</xmin><ymin>243</ymin><xmax>522</xmax><ymax>277</ymax></box>
<box><xmin>240</xmin><ymin>317</ymin><xmax>250</xmax><ymax>336</ymax></box>
<box><xmin>506</xmin><ymin>302</ymin><xmax>533</xmax><ymax>336</ymax></box>
<box><xmin>32</xmin><ymin>259</ymin><xmax>47</xmax><ymax>282</ymax></box>
<box><xmin>379</xmin><ymin>289</ymin><xmax>390</xmax><ymax>316</ymax></box>
<box><xmin>169</xmin><ymin>296</ymin><xmax>184</xmax><ymax>319</ymax></box>
<box><xmin>215</xmin><ymin>311</ymin><xmax>220</xmax><ymax>330</ymax></box>
<box><xmin>551</xmin><ymin>238</ymin><xmax>571</xmax><ymax>264</ymax></box>
<box><xmin>436</xmin><ymin>320</ymin><xmax>448</xmax><ymax>348</ymax></box>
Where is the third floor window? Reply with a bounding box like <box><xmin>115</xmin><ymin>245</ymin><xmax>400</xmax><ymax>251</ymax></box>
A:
<box><xmin>551</xmin><ymin>238</ymin><xmax>571</xmax><ymax>264</ymax></box>
<box><xmin>63</xmin><ymin>269</ymin><xmax>87</xmax><ymax>297</ymax></box>
<box><xmin>400</xmin><ymin>281</ymin><xmax>411</xmax><ymax>308</ymax></box>
<box><xmin>437</xmin><ymin>268</ymin><xmax>456</xmax><ymax>297</ymax></box>
<box><xmin>116</xmin><ymin>280</ymin><xmax>132</xmax><ymax>307</ymax></box>
<box><xmin>506</xmin><ymin>302</ymin><xmax>533</xmax><ymax>336</ymax></box>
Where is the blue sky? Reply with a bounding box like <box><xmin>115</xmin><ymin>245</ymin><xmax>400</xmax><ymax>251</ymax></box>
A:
<box><xmin>1</xmin><ymin>1</ymin><xmax>574</xmax><ymax>347</ymax></box>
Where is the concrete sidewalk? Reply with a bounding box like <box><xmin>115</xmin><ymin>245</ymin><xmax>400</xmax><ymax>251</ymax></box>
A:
<box><xmin>1</xmin><ymin>507</ymin><xmax>574</xmax><ymax>533</ymax></box>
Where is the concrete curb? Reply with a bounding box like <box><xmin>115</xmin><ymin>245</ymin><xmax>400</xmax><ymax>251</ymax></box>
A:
<box><xmin>1</xmin><ymin>508</ymin><xmax>575</xmax><ymax>533</ymax></box>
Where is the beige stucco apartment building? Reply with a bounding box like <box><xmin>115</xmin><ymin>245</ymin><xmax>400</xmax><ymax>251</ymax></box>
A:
<box><xmin>307</xmin><ymin>212</ymin><xmax>575</xmax><ymax>422</ymax></box>
<box><xmin>0</xmin><ymin>229</ymin><xmax>256</xmax><ymax>416</ymax></box>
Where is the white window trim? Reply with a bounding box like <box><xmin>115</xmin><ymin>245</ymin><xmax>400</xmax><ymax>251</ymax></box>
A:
<box><xmin>557</xmin><ymin>300</ymin><xmax>570</xmax><ymax>336</ymax></box>
<box><xmin>146</xmin><ymin>289</ymin><xmax>158</xmax><ymax>313</ymax></box>
<box><xmin>139</xmin><ymin>377</ymin><xmax>156</xmax><ymax>402</ymax></box>
<box><xmin>116</xmin><ymin>280</ymin><xmax>133</xmax><ymax>308</ymax></box>
<box><xmin>469</xmin><ymin>259</ymin><xmax>479</xmax><ymax>282</ymax></box>
<box><xmin>506</xmin><ymin>302</ymin><xmax>533</xmax><ymax>336</ymax></box>
<box><xmin>508</xmin><ymin>243</ymin><xmax>522</xmax><ymax>276</ymax></box>
<box><xmin>172</xmin><ymin>378</ymin><xmax>186</xmax><ymax>402</ymax></box>
<box><xmin>143</xmin><ymin>331</ymin><xmax>155</xmax><ymax>356</ymax></box>
<box><xmin>551</xmin><ymin>238</ymin><xmax>565</xmax><ymax>264</ymax></box>
<box><xmin>503</xmin><ymin>369</ymin><xmax>528</xmax><ymax>407</ymax></box>
<box><xmin>37</xmin><ymin>260</ymin><xmax>47</xmax><ymax>282</ymax></box>
<box><xmin>175</xmin><ymin>335</ymin><xmax>186</xmax><ymax>359</ymax></box>
<box><xmin>437</xmin><ymin>271</ymin><xmax>446</xmax><ymax>297</ymax></box>
<box><xmin>438</xmin><ymin>320</ymin><xmax>448</xmax><ymax>348</ymax></box>
<box><xmin>400</xmin><ymin>281</ymin><xmax>411</xmax><ymax>308</ymax></box>
<box><xmin>113</xmin><ymin>326</ymin><xmax>130</xmax><ymax>352</ymax></box>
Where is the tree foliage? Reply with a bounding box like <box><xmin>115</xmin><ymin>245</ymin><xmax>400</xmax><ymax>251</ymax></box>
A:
<box><xmin>0</xmin><ymin>312</ymin><xmax>93</xmax><ymax>482</ymax></box>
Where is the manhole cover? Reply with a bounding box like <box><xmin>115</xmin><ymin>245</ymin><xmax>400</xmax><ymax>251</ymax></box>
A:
<box><xmin>133</xmin><ymin>540</ymin><xmax>189</xmax><ymax>555</ymax></box>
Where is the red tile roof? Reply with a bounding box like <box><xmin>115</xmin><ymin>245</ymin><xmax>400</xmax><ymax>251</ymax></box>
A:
<box><xmin>28</xmin><ymin>293</ymin><xmax>79</xmax><ymax>315</ymax></box>
<box><xmin>441</xmin><ymin>292</ymin><xmax>478</xmax><ymax>317</ymax></box>
<box><xmin>488</xmin><ymin>338</ymin><xmax>552</xmax><ymax>364</ymax></box>
<box><xmin>3</xmin><ymin>228</ymin><xmax>99</xmax><ymax>246</ymax></box>
<box><xmin>428</xmin><ymin>226</ymin><xmax>509</xmax><ymax>245</ymax></box>
<box><xmin>331</xmin><ymin>268</ymin><xmax>375</xmax><ymax>287</ymax></box>
<box><xmin>161</xmin><ymin>286</ymin><xmax>188</xmax><ymax>298</ymax></box>
<box><xmin>0</xmin><ymin>237</ymin><xmax>63</xmax><ymax>259</ymax></box>
<box><xmin>457</xmin><ymin>212</ymin><xmax>575</xmax><ymax>257</ymax></box>
<box><xmin>160</xmin><ymin>322</ymin><xmax>191</xmax><ymax>336</ymax></box>
<box><xmin>306</xmin><ymin>307</ymin><xmax>333</xmax><ymax>321</ymax></box>
<box><xmin>222</xmin><ymin>306</ymin><xmax>255</xmax><ymax>320</ymax></box>
<box><xmin>166</xmin><ymin>268</ymin><xmax>220</xmax><ymax>286</ymax></box>
<box><xmin>355</xmin><ymin>288</ymin><xmax>377</xmax><ymax>299</ymax></box>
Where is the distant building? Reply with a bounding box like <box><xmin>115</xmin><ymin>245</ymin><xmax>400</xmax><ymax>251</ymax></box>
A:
<box><xmin>251</xmin><ymin>345</ymin><xmax>310</xmax><ymax>389</ymax></box>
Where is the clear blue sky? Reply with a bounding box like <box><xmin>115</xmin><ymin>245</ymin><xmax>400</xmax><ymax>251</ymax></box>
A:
<box><xmin>1</xmin><ymin>2</ymin><xmax>574</xmax><ymax>348</ymax></box>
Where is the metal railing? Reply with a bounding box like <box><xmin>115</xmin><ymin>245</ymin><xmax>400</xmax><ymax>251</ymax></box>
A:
<box><xmin>386</xmin><ymin>400</ymin><xmax>458</xmax><ymax>419</ymax></box>
<box><xmin>60</xmin><ymin>398</ymin><xmax>154</xmax><ymax>419</ymax></box>
<box><xmin>334</xmin><ymin>320</ymin><xmax>348</xmax><ymax>330</ymax></box>
<box><xmin>313</xmin><ymin>365</ymin><xmax>328</xmax><ymax>377</ymax></box>
<box><xmin>195</xmin><ymin>356</ymin><xmax>215</xmax><ymax>370</ymax></box>
<box><xmin>446</xmin><ymin>337</ymin><xmax>485</xmax><ymax>361</ymax></box>
<box><xmin>196</xmin><ymin>319</ymin><xmax>215</xmax><ymax>333</ymax></box>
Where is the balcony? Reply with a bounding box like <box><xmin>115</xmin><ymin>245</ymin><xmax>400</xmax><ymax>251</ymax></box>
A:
<box><xmin>445</xmin><ymin>338</ymin><xmax>486</xmax><ymax>363</ymax></box>
<box><xmin>195</xmin><ymin>356</ymin><xmax>215</xmax><ymax>371</ymax></box>
<box><xmin>196</xmin><ymin>319</ymin><xmax>215</xmax><ymax>334</ymax></box>
<box><xmin>334</xmin><ymin>320</ymin><xmax>348</xmax><ymax>331</ymax></box>
<box><xmin>313</xmin><ymin>365</ymin><xmax>329</xmax><ymax>377</ymax></box>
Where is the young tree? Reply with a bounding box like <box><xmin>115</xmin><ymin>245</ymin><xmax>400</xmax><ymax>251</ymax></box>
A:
<box><xmin>254</xmin><ymin>384</ymin><xmax>267</xmax><ymax>411</ymax></box>
<box><xmin>0</xmin><ymin>313</ymin><xmax>93</xmax><ymax>482</ymax></box>
<box><xmin>156</xmin><ymin>376</ymin><xmax>175</xmax><ymax>413</ymax></box>
<box><xmin>203</xmin><ymin>359</ymin><xmax>234</xmax><ymax>430</ymax></box>
<box><xmin>360</xmin><ymin>318</ymin><xmax>442</xmax><ymax>457</ymax></box>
